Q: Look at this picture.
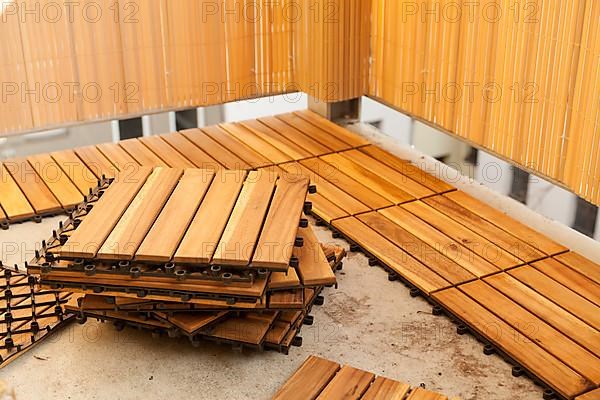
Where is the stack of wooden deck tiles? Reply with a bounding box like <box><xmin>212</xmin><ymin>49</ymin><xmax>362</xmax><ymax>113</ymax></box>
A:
<box><xmin>27</xmin><ymin>166</ymin><xmax>340</xmax><ymax>353</ymax></box>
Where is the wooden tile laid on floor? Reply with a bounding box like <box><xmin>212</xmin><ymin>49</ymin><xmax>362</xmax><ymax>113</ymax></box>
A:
<box><xmin>272</xmin><ymin>355</ymin><xmax>341</xmax><ymax>400</ymax></box>
<box><xmin>262</xmin><ymin>115</ymin><xmax>333</xmax><ymax>156</ymax></box>
<box><xmin>179</xmin><ymin>128</ymin><xmax>251</xmax><ymax>170</ymax></box>
<box><xmin>27</xmin><ymin>153</ymin><xmax>83</xmax><ymax>208</ymax></box>
<box><xmin>51</xmin><ymin>150</ymin><xmax>99</xmax><ymax>194</ymax></box>
<box><xmin>553</xmin><ymin>252</ymin><xmax>600</xmax><ymax>285</ymax></box>
<box><xmin>138</xmin><ymin>136</ymin><xmax>196</xmax><ymax>168</ymax></box>
<box><xmin>220</xmin><ymin>122</ymin><xmax>293</xmax><ymax>165</ymax></box>
<box><xmin>3</xmin><ymin>159</ymin><xmax>62</xmax><ymax>215</ymax></box>
<box><xmin>119</xmin><ymin>139</ymin><xmax>168</xmax><ymax>167</ymax></box>
<box><xmin>316</xmin><ymin>365</ymin><xmax>375</xmax><ymax>400</ymax></box>
<box><xmin>202</xmin><ymin>125</ymin><xmax>272</xmax><ymax>168</ymax></box>
<box><xmin>160</xmin><ymin>132</ymin><xmax>223</xmax><ymax>170</ymax></box>
<box><xmin>0</xmin><ymin>163</ymin><xmax>35</xmax><ymax>221</ymax></box>
<box><xmin>95</xmin><ymin>142</ymin><xmax>140</xmax><ymax>171</ymax></box>
<box><xmin>294</xmin><ymin>109</ymin><xmax>371</xmax><ymax>148</ymax></box>
<box><xmin>75</xmin><ymin>146</ymin><xmax>118</xmax><ymax>179</ymax></box>
<box><xmin>241</xmin><ymin>119</ymin><xmax>314</xmax><ymax>160</ymax></box>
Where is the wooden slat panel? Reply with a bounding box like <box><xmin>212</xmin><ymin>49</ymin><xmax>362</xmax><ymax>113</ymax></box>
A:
<box><xmin>321</xmin><ymin>153</ymin><xmax>414</xmax><ymax>204</ymax></box>
<box><xmin>509</xmin><ymin>265</ymin><xmax>600</xmax><ymax>330</ymax></box>
<box><xmin>460</xmin><ymin>280</ymin><xmax>600</xmax><ymax>383</ymax></box>
<box><xmin>96</xmin><ymin>143</ymin><xmax>141</xmax><ymax>171</ymax></box>
<box><xmin>301</xmin><ymin>158</ymin><xmax>392</xmax><ymax>209</ymax></box>
<box><xmin>160</xmin><ymin>133</ymin><xmax>223</xmax><ymax>170</ymax></box>
<box><xmin>424</xmin><ymin>196</ymin><xmax>546</xmax><ymax>263</ymax></box>
<box><xmin>3</xmin><ymin>159</ymin><xmax>61</xmax><ymax>214</ymax></box>
<box><xmin>316</xmin><ymin>365</ymin><xmax>374</xmax><ymax>400</ymax></box>
<box><xmin>202</xmin><ymin>125</ymin><xmax>272</xmax><ymax>168</ymax></box>
<box><xmin>180</xmin><ymin>128</ymin><xmax>251</xmax><ymax>170</ymax></box>
<box><xmin>259</xmin><ymin>116</ymin><xmax>332</xmax><ymax>156</ymax></box>
<box><xmin>361</xmin><ymin>376</ymin><xmax>410</xmax><ymax>400</ymax></box>
<box><xmin>269</xmin><ymin>267</ymin><xmax>300</xmax><ymax>290</ymax></box>
<box><xmin>220</xmin><ymin>122</ymin><xmax>293</xmax><ymax>164</ymax></box>
<box><xmin>241</xmin><ymin>119</ymin><xmax>314</xmax><ymax>160</ymax></box>
<box><xmin>485</xmin><ymin>273</ymin><xmax>600</xmax><ymax>356</ymax></box>
<box><xmin>97</xmin><ymin>168</ymin><xmax>183</xmax><ymax>260</ymax></box>
<box><xmin>135</xmin><ymin>169</ymin><xmax>215</xmax><ymax>263</ymax></box>
<box><xmin>295</xmin><ymin>110</ymin><xmax>370</xmax><ymax>147</ymax></box>
<box><xmin>0</xmin><ymin>164</ymin><xmax>35</xmax><ymax>220</ymax></box>
<box><xmin>119</xmin><ymin>139</ymin><xmax>168</xmax><ymax>167</ymax></box>
<box><xmin>208</xmin><ymin>312</ymin><xmax>278</xmax><ymax>345</ymax></box>
<box><xmin>358</xmin><ymin>212</ymin><xmax>476</xmax><ymax>285</ymax></box>
<box><xmin>433</xmin><ymin>288</ymin><xmax>594</xmax><ymax>399</ymax></box>
<box><xmin>277</xmin><ymin>113</ymin><xmax>353</xmax><ymax>152</ymax></box>
<box><xmin>138</xmin><ymin>136</ymin><xmax>195</xmax><ymax>168</ymax></box>
<box><xmin>51</xmin><ymin>150</ymin><xmax>98</xmax><ymax>195</ymax></box>
<box><xmin>359</xmin><ymin>146</ymin><xmax>455</xmax><ymax>193</ymax></box>
<box><xmin>294</xmin><ymin>226</ymin><xmax>336</xmax><ymax>287</ymax></box>
<box><xmin>575</xmin><ymin>388</ymin><xmax>600</xmax><ymax>400</ymax></box>
<box><xmin>61</xmin><ymin>167</ymin><xmax>153</xmax><ymax>259</ymax></box>
<box><xmin>174</xmin><ymin>170</ymin><xmax>248</xmax><ymax>265</ymax></box>
<box><xmin>406</xmin><ymin>387</ymin><xmax>448</xmax><ymax>400</ymax></box>
<box><xmin>380</xmin><ymin>207</ymin><xmax>499</xmax><ymax>278</ymax></box>
<box><xmin>269</xmin><ymin>289</ymin><xmax>304</xmax><ymax>309</ymax></box>
<box><xmin>212</xmin><ymin>171</ymin><xmax>278</xmax><ymax>266</ymax></box>
<box><xmin>445</xmin><ymin>191</ymin><xmax>567</xmax><ymax>256</ymax></box>
<box><xmin>252</xmin><ymin>177</ymin><xmax>309</xmax><ymax>270</ymax></box>
<box><xmin>554</xmin><ymin>252</ymin><xmax>600</xmax><ymax>285</ymax></box>
<box><xmin>153</xmin><ymin>311</ymin><xmax>226</xmax><ymax>335</ymax></box>
<box><xmin>27</xmin><ymin>154</ymin><xmax>83</xmax><ymax>208</ymax></box>
<box><xmin>333</xmin><ymin>217</ymin><xmax>452</xmax><ymax>294</ymax></box>
<box><xmin>401</xmin><ymin>201</ymin><xmax>521</xmax><ymax>270</ymax></box>
<box><xmin>75</xmin><ymin>146</ymin><xmax>118</xmax><ymax>179</ymax></box>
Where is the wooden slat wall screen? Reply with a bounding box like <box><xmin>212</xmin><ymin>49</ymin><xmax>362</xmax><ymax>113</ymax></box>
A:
<box><xmin>368</xmin><ymin>0</ymin><xmax>600</xmax><ymax>206</ymax></box>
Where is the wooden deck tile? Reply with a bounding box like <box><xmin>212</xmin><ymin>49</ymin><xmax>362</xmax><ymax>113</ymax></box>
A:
<box><xmin>272</xmin><ymin>355</ymin><xmax>341</xmax><ymax>400</ymax></box>
<box><xmin>51</xmin><ymin>150</ymin><xmax>98</xmax><ymax>195</ymax></box>
<box><xmin>445</xmin><ymin>191</ymin><xmax>568</xmax><ymax>256</ymax></box>
<box><xmin>424</xmin><ymin>196</ymin><xmax>546</xmax><ymax>263</ymax></box>
<box><xmin>27</xmin><ymin>153</ymin><xmax>83</xmax><ymax>208</ymax></box>
<box><xmin>61</xmin><ymin>167</ymin><xmax>153</xmax><ymax>259</ymax></box>
<box><xmin>260</xmin><ymin>116</ymin><xmax>332</xmax><ymax>156</ymax></box>
<box><xmin>3</xmin><ymin>159</ymin><xmax>61</xmax><ymax>214</ymax></box>
<box><xmin>138</xmin><ymin>136</ymin><xmax>196</xmax><ymax>168</ymax></box>
<box><xmin>0</xmin><ymin>163</ymin><xmax>35</xmax><ymax>220</ymax></box>
<box><xmin>406</xmin><ymin>387</ymin><xmax>448</xmax><ymax>400</ymax></box>
<box><xmin>361</xmin><ymin>376</ymin><xmax>410</xmax><ymax>400</ymax></box>
<box><xmin>135</xmin><ymin>169</ymin><xmax>215</xmax><ymax>263</ymax></box>
<box><xmin>333</xmin><ymin>217</ymin><xmax>452</xmax><ymax>294</ymax></box>
<box><xmin>460</xmin><ymin>280</ymin><xmax>600</xmax><ymax>383</ymax></box>
<box><xmin>379</xmin><ymin>207</ymin><xmax>500</xmax><ymax>278</ymax></box>
<box><xmin>220</xmin><ymin>122</ymin><xmax>293</xmax><ymax>164</ymax></box>
<box><xmin>202</xmin><ymin>125</ymin><xmax>272</xmax><ymax>168</ymax></box>
<box><xmin>575</xmin><ymin>388</ymin><xmax>600</xmax><ymax>399</ymax></box>
<box><xmin>160</xmin><ymin>132</ymin><xmax>223</xmax><ymax>170</ymax></box>
<box><xmin>212</xmin><ymin>170</ymin><xmax>278</xmax><ymax>267</ymax></box>
<box><xmin>174</xmin><ymin>170</ymin><xmax>247</xmax><ymax>265</ymax></box>
<box><xmin>402</xmin><ymin>201</ymin><xmax>523</xmax><ymax>270</ymax></box>
<box><xmin>358</xmin><ymin>212</ymin><xmax>476</xmax><ymax>285</ymax></box>
<box><xmin>119</xmin><ymin>139</ymin><xmax>168</xmax><ymax>167</ymax></box>
<box><xmin>553</xmin><ymin>252</ymin><xmax>600</xmax><ymax>286</ymax></box>
<box><xmin>241</xmin><ymin>119</ymin><xmax>314</xmax><ymax>160</ymax></box>
<box><xmin>269</xmin><ymin>289</ymin><xmax>304</xmax><ymax>309</ymax></box>
<box><xmin>295</xmin><ymin>110</ymin><xmax>371</xmax><ymax>147</ymax></box>
<box><xmin>316</xmin><ymin>365</ymin><xmax>375</xmax><ymax>400</ymax></box>
<box><xmin>153</xmin><ymin>311</ymin><xmax>227</xmax><ymax>335</ymax></box>
<box><xmin>97</xmin><ymin>168</ymin><xmax>183</xmax><ymax>260</ymax></box>
<box><xmin>269</xmin><ymin>267</ymin><xmax>301</xmax><ymax>290</ymax></box>
<box><xmin>180</xmin><ymin>128</ymin><xmax>251</xmax><ymax>170</ymax></box>
<box><xmin>74</xmin><ymin>146</ymin><xmax>118</xmax><ymax>179</ymax></box>
<box><xmin>207</xmin><ymin>312</ymin><xmax>278</xmax><ymax>345</ymax></box>
<box><xmin>278</xmin><ymin>112</ymin><xmax>353</xmax><ymax>151</ymax></box>
<box><xmin>294</xmin><ymin>226</ymin><xmax>336</xmax><ymax>287</ymax></box>
<box><xmin>96</xmin><ymin>142</ymin><xmax>140</xmax><ymax>171</ymax></box>
<box><xmin>252</xmin><ymin>176</ymin><xmax>309</xmax><ymax>270</ymax></box>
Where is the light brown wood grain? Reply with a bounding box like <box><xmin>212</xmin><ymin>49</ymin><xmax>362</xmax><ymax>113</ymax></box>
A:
<box><xmin>361</xmin><ymin>376</ymin><xmax>410</xmax><ymax>400</ymax></box>
<box><xmin>179</xmin><ymin>128</ymin><xmax>250</xmax><ymax>170</ymax></box>
<box><xmin>160</xmin><ymin>132</ymin><xmax>223</xmax><ymax>170</ymax></box>
<box><xmin>241</xmin><ymin>119</ymin><xmax>313</xmax><ymax>160</ymax></box>
<box><xmin>272</xmin><ymin>355</ymin><xmax>340</xmax><ymax>400</ymax></box>
<box><xmin>0</xmin><ymin>163</ymin><xmax>35</xmax><ymax>220</ymax></box>
<box><xmin>119</xmin><ymin>139</ymin><xmax>168</xmax><ymax>167</ymax></box>
<box><xmin>277</xmin><ymin>113</ymin><xmax>352</xmax><ymax>152</ymax></box>
<box><xmin>261</xmin><ymin>116</ymin><xmax>332</xmax><ymax>156</ymax></box>
<box><xmin>220</xmin><ymin>122</ymin><xmax>292</xmax><ymax>165</ymax></box>
<box><xmin>554</xmin><ymin>252</ymin><xmax>600</xmax><ymax>286</ymax></box>
<box><xmin>406</xmin><ymin>387</ymin><xmax>448</xmax><ymax>400</ymax></box>
<box><xmin>295</xmin><ymin>110</ymin><xmax>370</xmax><ymax>147</ymax></box>
<box><xmin>96</xmin><ymin>143</ymin><xmax>141</xmax><ymax>171</ymax></box>
<box><xmin>138</xmin><ymin>136</ymin><xmax>195</xmax><ymax>168</ymax></box>
<box><xmin>202</xmin><ymin>125</ymin><xmax>272</xmax><ymax>168</ymax></box>
<box><xmin>294</xmin><ymin>226</ymin><xmax>336</xmax><ymax>287</ymax></box>
<box><xmin>51</xmin><ymin>150</ymin><xmax>98</xmax><ymax>195</ymax></box>
<box><xmin>269</xmin><ymin>267</ymin><xmax>301</xmax><ymax>290</ymax></box>
<box><xmin>27</xmin><ymin>153</ymin><xmax>83</xmax><ymax>208</ymax></box>
<box><xmin>316</xmin><ymin>365</ymin><xmax>375</xmax><ymax>400</ymax></box>
<box><xmin>75</xmin><ymin>146</ymin><xmax>118</xmax><ymax>179</ymax></box>
<box><xmin>3</xmin><ymin>158</ymin><xmax>61</xmax><ymax>214</ymax></box>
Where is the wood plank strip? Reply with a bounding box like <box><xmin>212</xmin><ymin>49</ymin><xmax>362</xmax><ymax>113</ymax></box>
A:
<box><xmin>294</xmin><ymin>226</ymin><xmax>336</xmax><ymax>287</ymax></box>
<box><xmin>321</xmin><ymin>153</ymin><xmax>415</xmax><ymax>204</ymax></box>
<box><xmin>160</xmin><ymin>132</ymin><xmax>223</xmax><ymax>170</ymax></box>
<box><xmin>269</xmin><ymin>267</ymin><xmax>300</xmax><ymax>290</ymax></box>
<box><xmin>433</xmin><ymin>288</ymin><xmax>594</xmax><ymax>399</ymax></box>
<box><xmin>333</xmin><ymin>217</ymin><xmax>452</xmax><ymax>294</ymax></box>
<box><xmin>119</xmin><ymin>139</ymin><xmax>168</xmax><ymax>167</ymax></box>
<box><xmin>315</xmin><ymin>365</ymin><xmax>375</xmax><ymax>400</ymax></box>
<box><xmin>258</xmin><ymin>116</ymin><xmax>332</xmax><ymax>156</ymax></box>
<box><xmin>0</xmin><ymin>163</ymin><xmax>35</xmax><ymax>220</ymax></box>
<box><xmin>359</xmin><ymin>146</ymin><xmax>455</xmax><ymax>193</ymax></box>
<box><xmin>208</xmin><ymin>312</ymin><xmax>277</xmax><ymax>345</ymax></box>
<box><xmin>445</xmin><ymin>191</ymin><xmax>568</xmax><ymax>256</ymax></box>
<box><xmin>202</xmin><ymin>125</ymin><xmax>272</xmax><ymax>168</ymax></box>
<box><xmin>509</xmin><ymin>265</ymin><xmax>600</xmax><ymax>330</ymax></box>
<box><xmin>153</xmin><ymin>311</ymin><xmax>227</xmax><ymax>335</ymax></box>
<box><xmin>575</xmin><ymin>388</ymin><xmax>600</xmax><ymax>400</ymax></box>
<box><xmin>27</xmin><ymin>153</ymin><xmax>83</xmax><ymax>208</ymax></box>
<box><xmin>220</xmin><ymin>122</ymin><xmax>293</xmax><ymax>164</ymax></box>
<box><xmin>74</xmin><ymin>146</ymin><xmax>118</xmax><ymax>179</ymax></box>
<box><xmin>252</xmin><ymin>177</ymin><xmax>309</xmax><ymax>270</ymax></box>
<box><xmin>0</xmin><ymin>205</ymin><xmax>6</xmax><ymax>223</ymax></box>
<box><xmin>424</xmin><ymin>196</ymin><xmax>545</xmax><ymax>263</ymax></box>
<box><xmin>301</xmin><ymin>158</ymin><xmax>392</xmax><ymax>209</ymax></box>
<box><xmin>485</xmin><ymin>272</ymin><xmax>600</xmax><ymax>356</ymax></box>
<box><xmin>406</xmin><ymin>387</ymin><xmax>448</xmax><ymax>400</ymax></box>
<box><xmin>277</xmin><ymin>112</ymin><xmax>352</xmax><ymax>151</ymax></box>
<box><xmin>96</xmin><ymin>142</ymin><xmax>141</xmax><ymax>171</ymax></box>
<box><xmin>272</xmin><ymin>355</ymin><xmax>340</xmax><ymax>400</ymax></box>
<box><xmin>138</xmin><ymin>136</ymin><xmax>195</xmax><ymax>168</ymax></box>
<box><xmin>295</xmin><ymin>110</ymin><xmax>370</xmax><ymax>147</ymax></box>
<box><xmin>174</xmin><ymin>170</ymin><xmax>248</xmax><ymax>265</ymax></box>
<box><xmin>180</xmin><ymin>128</ymin><xmax>251</xmax><ymax>170</ymax></box>
<box><xmin>51</xmin><ymin>150</ymin><xmax>98</xmax><ymax>195</ymax></box>
<box><xmin>554</xmin><ymin>252</ymin><xmax>600</xmax><ymax>286</ymax></box>
<box><xmin>212</xmin><ymin>170</ymin><xmax>278</xmax><ymax>267</ymax></box>
<box><xmin>380</xmin><ymin>206</ymin><xmax>500</xmax><ymax>278</ymax></box>
<box><xmin>97</xmin><ymin>168</ymin><xmax>183</xmax><ymax>260</ymax></box>
<box><xmin>61</xmin><ymin>167</ymin><xmax>153</xmax><ymax>259</ymax></box>
<box><xmin>241</xmin><ymin>119</ymin><xmax>313</xmax><ymax>160</ymax></box>
<box><xmin>401</xmin><ymin>201</ymin><xmax>521</xmax><ymax>270</ymax></box>
<box><xmin>3</xmin><ymin>159</ymin><xmax>61</xmax><ymax>214</ymax></box>
<box><xmin>358</xmin><ymin>212</ymin><xmax>476</xmax><ymax>285</ymax></box>
<box><xmin>269</xmin><ymin>289</ymin><xmax>304</xmax><ymax>309</ymax></box>
<box><xmin>460</xmin><ymin>280</ymin><xmax>600</xmax><ymax>383</ymax></box>
<box><xmin>135</xmin><ymin>169</ymin><xmax>216</xmax><ymax>263</ymax></box>
<box><xmin>361</xmin><ymin>376</ymin><xmax>410</xmax><ymax>400</ymax></box>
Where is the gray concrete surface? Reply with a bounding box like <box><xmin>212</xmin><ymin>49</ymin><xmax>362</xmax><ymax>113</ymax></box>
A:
<box><xmin>0</xmin><ymin>216</ymin><xmax>542</xmax><ymax>400</ymax></box>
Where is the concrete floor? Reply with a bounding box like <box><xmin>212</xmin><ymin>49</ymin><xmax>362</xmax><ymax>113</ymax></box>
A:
<box><xmin>0</xmin><ymin>216</ymin><xmax>543</xmax><ymax>400</ymax></box>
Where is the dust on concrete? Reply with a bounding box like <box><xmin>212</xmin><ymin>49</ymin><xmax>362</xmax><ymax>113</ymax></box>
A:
<box><xmin>322</xmin><ymin>291</ymin><xmax>371</xmax><ymax>324</ymax></box>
